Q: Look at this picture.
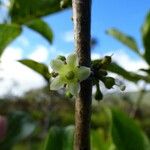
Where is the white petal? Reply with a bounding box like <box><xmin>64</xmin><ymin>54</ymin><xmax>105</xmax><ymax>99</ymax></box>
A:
<box><xmin>50</xmin><ymin>59</ymin><xmax>64</xmax><ymax>72</ymax></box>
<box><xmin>68</xmin><ymin>83</ymin><xmax>80</xmax><ymax>96</ymax></box>
<box><xmin>66</xmin><ymin>53</ymin><xmax>78</xmax><ymax>67</ymax></box>
<box><xmin>50</xmin><ymin>76</ymin><xmax>64</xmax><ymax>90</ymax></box>
<box><xmin>77</xmin><ymin>66</ymin><xmax>91</xmax><ymax>81</ymax></box>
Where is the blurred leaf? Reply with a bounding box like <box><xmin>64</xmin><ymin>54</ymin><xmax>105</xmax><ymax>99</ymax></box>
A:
<box><xmin>9</xmin><ymin>0</ymin><xmax>71</xmax><ymax>24</ymax></box>
<box><xmin>0</xmin><ymin>111</ymin><xmax>35</xmax><ymax>150</ymax></box>
<box><xmin>139</xmin><ymin>68</ymin><xmax>150</xmax><ymax>74</ymax></box>
<box><xmin>44</xmin><ymin>126</ymin><xmax>116</xmax><ymax>150</ymax></box>
<box><xmin>142</xmin><ymin>11</ymin><xmax>150</xmax><ymax>65</ymax></box>
<box><xmin>108</xmin><ymin>62</ymin><xmax>150</xmax><ymax>83</ymax></box>
<box><xmin>19</xmin><ymin>59</ymin><xmax>50</xmax><ymax>82</ymax></box>
<box><xmin>44</xmin><ymin>126</ymin><xmax>74</xmax><ymax>150</ymax></box>
<box><xmin>91</xmin><ymin>129</ymin><xmax>114</xmax><ymax>150</ymax></box>
<box><xmin>26</xmin><ymin>19</ymin><xmax>53</xmax><ymax>44</ymax></box>
<box><xmin>0</xmin><ymin>24</ymin><xmax>21</xmax><ymax>57</ymax></box>
<box><xmin>106</xmin><ymin>28</ymin><xmax>140</xmax><ymax>55</ymax></box>
<box><xmin>142</xmin><ymin>133</ymin><xmax>150</xmax><ymax>150</ymax></box>
<box><xmin>62</xmin><ymin>126</ymin><xmax>74</xmax><ymax>150</ymax></box>
<box><xmin>111</xmin><ymin>109</ymin><xmax>148</xmax><ymax>150</ymax></box>
<box><xmin>44</xmin><ymin>126</ymin><xmax>64</xmax><ymax>150</ymax></box>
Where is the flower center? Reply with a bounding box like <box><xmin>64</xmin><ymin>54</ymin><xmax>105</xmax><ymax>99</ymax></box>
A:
<box><xmin>65</xmin><ymin>71</ymin><xmax>75</xmax><ymax>80</ymax></box>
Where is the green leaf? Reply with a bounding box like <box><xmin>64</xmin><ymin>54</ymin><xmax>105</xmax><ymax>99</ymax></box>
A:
<box><xmin>140</xmin><ymin>68</ymin><xmax>150</xmax><ymax>74</ymax></box>
<box><xmin>62</xmin><ymin>126</ymin><xmax>74</xmax><ymax>150</ymax></box>
<box><xmin>44</xmin><ymin>126</ymin><xmax>74</xmax><ymax>150</ymax></box>
<box><xmin>108</xmin><ymin>62</ymin><xmax>150</xmax><ymax>83</ymax></box>
<box><xmin>0</xmin><ymin>24</ymin><xmax>22</xmax><ymax>57</ymax></box>
<box><xmin>91</xmin><ymin>129</ymin><xmax>114</xmax><ymax>150</ymax></box>
<box><xmin>111</xmin><ymin>109</ymin><xmax>148</xmax><ymax>150</ymax></box>
<box><xmin>44</xmin><ymin>127</ymin><xmax>64</xmax><ymax>150</ymax></box>
<box><xmin>9</xmin><ymin>0</ymin><xmax>71</xmax><ymax>24</ymax></box>
<box><xmin>142</xmin><ymin>11</ymin><xmax>150</xmax><ymax>65</ymax></box>
<box><xmin>19</xmin><ymin>59</ymin><xmax>50</xmax><ymax>82</ymax></box>
<box><xmin>26</xmin><ymin>19</ymin><xmax>53</xmax><ymax>44</ymax></box>
<box><xmin>106</xmin><ymin>28</ymin><xmax>140</xmax><ymax>55</ymax></box>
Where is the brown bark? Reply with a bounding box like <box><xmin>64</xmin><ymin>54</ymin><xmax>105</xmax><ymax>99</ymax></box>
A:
<box><xmin>72</xmin><ymin>0</ymin><xmax>92</xmax><ymax>150</ymax></box>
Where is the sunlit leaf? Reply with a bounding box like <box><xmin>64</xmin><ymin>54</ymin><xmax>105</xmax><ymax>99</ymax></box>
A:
<box><xmin>91</xmin><ymin>129</ymin><xmax>114</xmax><ymax>150</ymax></box>
<box><xmin>108</xmin><ymin>62</ymin><xmax>150</xmax><ymax>83</ymax></box>
<box><xmin>9</xmin><ymin>0</ymin><xmax>71</xmax><ymax>24</ymax></box>
<box><xmin>62</xmin><ymin>126</ymin><xmax>74</xmax><ymax>150</ymax></box>
<box><xmin>19</xmin><ymin>59</ymin><xmax>50</xmax><ymax>82</ymax></box>
<box><xmin>142</xmin><ymin>11</ymin><xmax>150</xmax><ymax>65</ymax></box>
<box><xmin>111</xmin><ymin>109</ymin><xmax>148</xmax><ymax>150</ymax></box>
<box><xmin>0</xmin><ymin>24</ymin><xmax>21</xmax><ymax>57</ymax></box>
<box><xmin>26</xmin><ymin>19</ymin><xmax>53</xmax><ymax>44</ymax></box>
<box><xmin>106</xmin><ymin>28</ymin><xmax>140</xmax><ymax>55</ymax></box>
<box><xmin>44</xmin><ymin>127</ymin><xmax>64</xmax><ymax>150</ymax></box>
<box><xmin>44</xmin><ymin>126</ymin><xmax>74</xmax><ymax>150</ymax></box>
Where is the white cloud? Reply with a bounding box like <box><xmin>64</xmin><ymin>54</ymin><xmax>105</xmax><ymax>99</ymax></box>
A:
<box><xmin>1</xmin><ymin>47</ymin><xmax>23</xmax><ymax>61</ymax></box>
<box><xmin>2</xmin><ymin>0</ymin><xmax>10</xmax><ymax>8</ymax></box>
<box><xmin>0</xmin><ymin>46</ymin><xmax>48</xmax><ymax>97</ymax></box>
<box><xmin>63</xmin><ymin>31</ymin><xmax>74</xmax><ymax>43</ymax></box>
<box><xmin>29</xmin><ymin>45</ymin><xmax>49</xmax><ymax>62</ymax></box>
<box><xmin>0</xmin><ymin>61</ymin><xmax>47</xmax><ymax>97</ymax></box>
<box><xmin>91</xmin><ymin>53</ymin><xmax>101</xmax><ymax>60</ymax></box>
<box><xmin>112</xmin><ymin>51</ymin><xmax>148</xmax><ymax>72</ymax></box>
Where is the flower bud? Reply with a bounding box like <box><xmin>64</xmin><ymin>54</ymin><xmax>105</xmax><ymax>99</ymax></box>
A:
<box><xmin>115</xmin><ymin>79</ymin><xmax>126</xmax><ymax>91</ymax></box>
<box><xmin>101</xmin><ymin>56</ymin><xmax>112</xmax><ymax>69</ymax></box>
<box><xmin>95</xmin><ymin>82</ymin><xmax>103</xmax><ymax>101</ymax></box>
<box><xmin>119</xmin><ymin>85</ymin><xmax>126</xmax><ymax>91</ymax></box>
<box><xmin>91</xmin><ymin>59</ymin><xmax>102</xmax><ymax>70</ymax></box>
<box><xmin>95</xmin><ymin>89</ymin><xmax>103</xmax><ymax>101</ymax></box>
<box><xmin>65</xmin><ymin>91</ymin><xmax>73</xmax><ymax>98</ymax></box>
<box><xmin>57</xmin><ymin>55</ymin><xmax>66</xmax><ymax>62</ymax></box>
<box><xmin>102</xmin><ymin>77</ymin><xmax>115</xmax><ymax>89</ymax></box>
<box><xmin>97</xmin><ymin>69</ymin><xmax>108</xmax><ymax>77</ymax></box>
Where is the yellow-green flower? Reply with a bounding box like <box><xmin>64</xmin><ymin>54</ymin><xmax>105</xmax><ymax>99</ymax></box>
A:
<box><xmin>50</xmin><ymin>53</ymin><xmax>91</xmax><ymax>96</ymax></box>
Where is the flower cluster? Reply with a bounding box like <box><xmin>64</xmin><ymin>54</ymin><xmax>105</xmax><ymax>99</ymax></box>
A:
<box><xmin>92</xmin><ymin>55</ymin><xmax>126</xmax><ymax>101</ymax></box>
<box><xmin>50</xmin><ymin>53</ymin><xmax>91</xmax><ymax>96</ymax></box>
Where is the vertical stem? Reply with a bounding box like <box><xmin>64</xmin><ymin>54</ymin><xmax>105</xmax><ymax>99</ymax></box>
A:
<box><xmin>72</xmin><ymin>0</ymin><xmax>92</xmax><ymax>150</ymax></box>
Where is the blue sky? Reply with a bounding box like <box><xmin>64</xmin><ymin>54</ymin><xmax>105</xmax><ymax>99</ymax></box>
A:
<box><xmin>3</xmin><ymin>0</ymin><xmax>150</xmax><ymax>61</ymax></box>
<box><xmin>8</xmin><ymin>0</ymin><xmax>150</xmax><ymax>62</ymax></box>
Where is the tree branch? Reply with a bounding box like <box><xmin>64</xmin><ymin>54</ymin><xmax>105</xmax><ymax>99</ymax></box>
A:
<box><xmin>72</xmin><ymin>0</ymin><xmax>92</xmax><ymax>149</ymax></box>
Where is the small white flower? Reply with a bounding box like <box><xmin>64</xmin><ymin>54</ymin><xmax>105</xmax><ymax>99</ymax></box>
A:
<box><xmin>50</xmin><ymin>53</ymin><xmax>91</xmax><ymax>96</ymax></box>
